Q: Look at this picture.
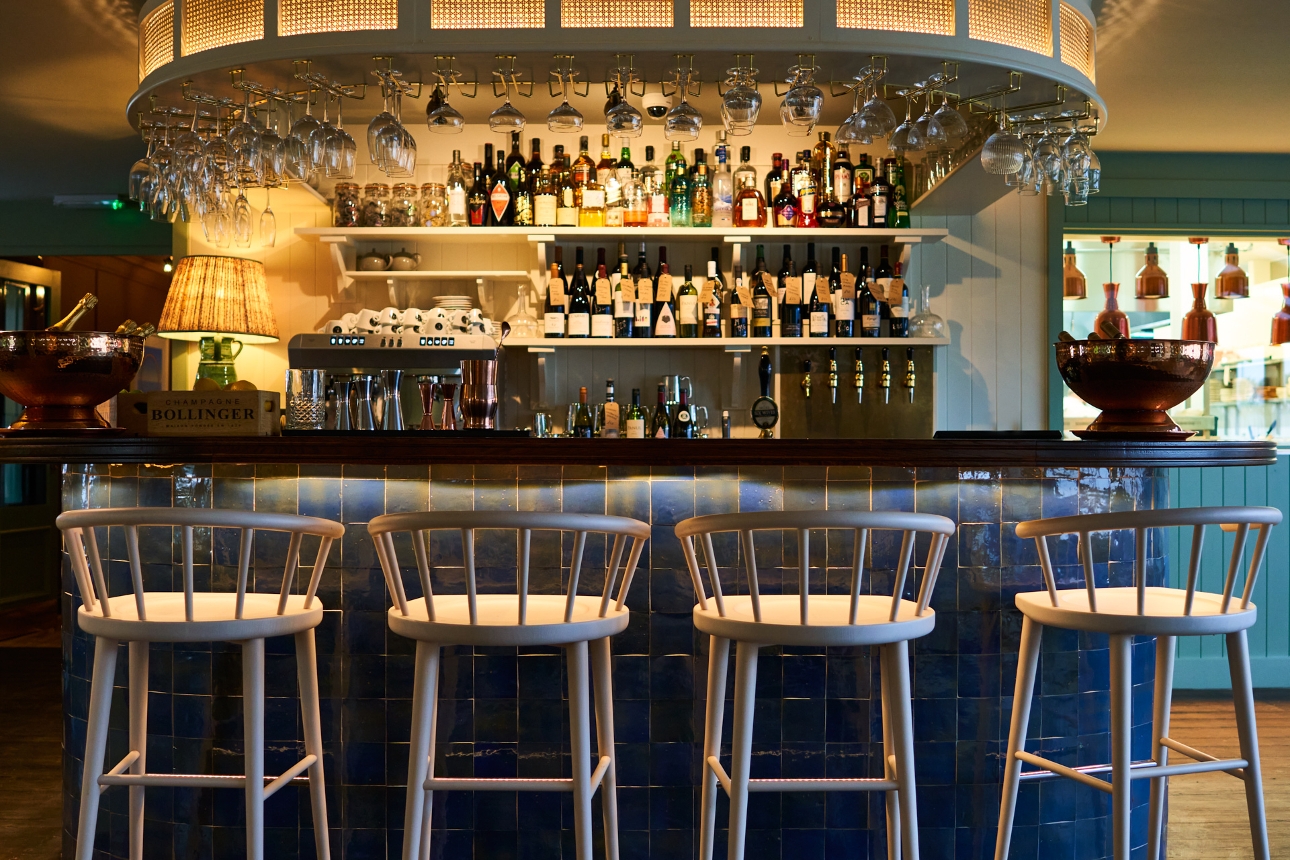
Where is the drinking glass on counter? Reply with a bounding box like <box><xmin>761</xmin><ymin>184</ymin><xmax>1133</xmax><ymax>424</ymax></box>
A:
<box><xmin>286</xmin><ymin>369</ymin><xmax>328</xmax><ymax>430</ymax></box>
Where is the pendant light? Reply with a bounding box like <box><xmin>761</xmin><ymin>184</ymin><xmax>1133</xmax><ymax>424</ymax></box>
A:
<box><xmin>1093</xmin><ymin>236</ymin><xmax>1128</xmax><ymax>337</ymax></box>
<box><xmin>1272</xmin><ymin>238</ymin><xmax>1290</xmax><ymax>345</ymax></box>
<box><xmin>1134</xmin><ymin>241</ymin><xmax>1168</xmax><ymax>299</ymax></box>
<box><xmin>1182</xmin><ymin>237</ymin><xmax>1216</xmax><ymax>343</ymax></box>
<box><xmin>1062</xmin><ymin>241</ymin><xmax>1086</xmax><ymax>299</ymax></box>
<box><xmin>1215</xmin><ymin>242</ymin><xmax>1249</xmax><ymax>298</ymax></box>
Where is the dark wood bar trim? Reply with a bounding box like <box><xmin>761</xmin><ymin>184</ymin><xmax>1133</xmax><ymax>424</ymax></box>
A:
<box><xmin>0</xmin><ymin>436</ymin><xmax>1276</xmax><ymax>467</ymax></box>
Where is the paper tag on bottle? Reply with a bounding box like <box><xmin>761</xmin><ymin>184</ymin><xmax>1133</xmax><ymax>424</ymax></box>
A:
<box><xmin>595</xmin><ymin>278</ymin><xmax>612</xmax><ymax>305</ymax></box>
<box><xmin>785</xmin><ymin>276</ymin><xmax>802</xmax><ymax>305</ymax></box>
<box><xmin>840</xmin><ymin>272</ymin><xmax>857</xmax><ymax>301</ymax></box>
<box><xmin>603</xmin><ymin>401</ymin><xmax>620</xmax><ymax>432</ymax></box>
<box><xmin>889</xmin><ymin>277</ymin><xmax>906</xmax><ymax>304</ymax></box>
<box><xmin>736</xmin><ymin>278</ymin><xmax>753</xmax><ymax>306</ymax></box>
<box><xmin>758</xmin><ymin>272</ymin><xmax>773</xmax><ymax>295</ymax></box>
<box><xmin>656</xmin><ymin>273</ymin><xmax>674</xmax><ymax>302</ymax></box>
<box><xmin>698</xmin><ymin>277</ymin><xmax>714</xmax><ymax>305</ymax></box>
<box><xmin>635</xmin><ymin>277</ymin><xmax>653</xmax><ymax>304</ymax></box>
<box><xmin>803</xmin><ymin>273</ymin><xmax>817</xmax><ymax>302</ymax></box>
<box><xmin>549</xmin><ymin>277</ymin><xmax>566</xmax><ymax>304</ymax></box>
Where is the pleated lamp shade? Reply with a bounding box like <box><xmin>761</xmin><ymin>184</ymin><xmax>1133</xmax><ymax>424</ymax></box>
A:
<box><xmin>157</xmin><ymin>256</ymin><xmax>279</xmax><ymax>343</ymax></box>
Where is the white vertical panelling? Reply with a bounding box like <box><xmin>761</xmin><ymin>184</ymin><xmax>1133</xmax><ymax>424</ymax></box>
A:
<box><xmin>994</xmin><ymin>184</ymin><xmax>1023</xmax><ymax>431</ymax></box>
<box><xmin>1019</xmin><ymin>190</ymin><xmax>1048</xmax><ymax>429</ymax></box>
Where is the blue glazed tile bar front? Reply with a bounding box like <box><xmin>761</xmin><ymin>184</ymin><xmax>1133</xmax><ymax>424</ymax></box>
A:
<box><xmin>60</xmin><ymin>462</ymin><xmax>1168</xmax><ymax>860</ymax></box>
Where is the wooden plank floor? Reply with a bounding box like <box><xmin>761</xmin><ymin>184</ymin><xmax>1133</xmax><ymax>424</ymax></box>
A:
<box><xmin>0</xmin><ymin>647</ymin><xmax>62</xmax><ymax>860</ymax></box>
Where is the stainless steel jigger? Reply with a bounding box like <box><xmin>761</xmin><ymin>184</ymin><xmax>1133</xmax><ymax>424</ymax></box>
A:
<box><xmin>380</xmin><ymin>369</ymin><xmax>405</xmax><ymax>430</ymax></box>
<box><xmin>352</xmin><ymin>375</ymin><xmax>378</xmax><ymax>430</ymax></box>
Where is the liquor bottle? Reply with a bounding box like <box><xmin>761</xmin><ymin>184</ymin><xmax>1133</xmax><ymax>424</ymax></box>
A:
<box><xmin>677</xmin><ymin>264</ymin><xmax>700</xmax><ymax>337</ymax></box>
<box><xmin>468</xmin><ymin>162</ymin><xmax>488</xmax><ymax>226</ymax></box>
<box><xmin>513</xmin><ymin>162</ymin><xmax>534</xmax><ymax>227</ymax></box>
<box><xmin>729</xmin><ymin>260</ymin><xmax>749</xmax><ymax>338</ymax></box>
<box><xmin>795</xmin><ymin>161</ymin><xmax>818</xmax><ymax>229</ymax></box>
<box><xmin>765</xmin><ymin>153</ymin><xmax>784</xmax><ymax>209</ymax></box>
<box><xmin>859</xmin><ymin>268</ymin><xmax>880</xmax><ymax>338</ymax></box>
<box><xmin>444</xmin><ymin>150</ymin><xmax>467</xmax><ymax>227</ymax></box>
<box><xmin>653</xmin><ymin>247</ymin><xmax>677</xmax><ymax>337</ymax></box>
<box><xmin>850</xmin><ymin>153</ymin><xmax>873</xmax><ymax>227</ymax></box>
<box><xmin>870</xmin><ymin>163</ymin><xmax>890</xmax><ymax>228</ymax></box>
<box><xmin>713</xmin><ymin>139</ymin><xmax>734</xmax><ymax>227</ymax></box>
<box><xmin>566</xmin><ymin>247</ymin><xmax>592</xmax><ymax>338</ymax></box>
<box><xmin>810</xmin><ymin>131</ymin><xmax>836</xmax><ymax>206</ymax></box>
<box><xmin>481</xmin><ymin>142</ymin><xmax>494</xmax><ymax>191</ymax></box>
<box><xmin>833</xmin><ymin>249</ymin><xmax>854</xmax><ymax>337</ymax></box>
<box><xmin>703</xmin><ymin>250</ymin><xmax>724</xmax><ymax>338</ymax></box>
<box><xmin>632</xmin><ymin>242</ymin><xmax>653</xmax><ymax>337</ymax></box>
<box><xmin>557</xmin><ymin>155</ymin><xmax>579</xmax><ymax>226</ymax></box>
<box><xmin>690</xmin><ymin>164</ymin><xmax>712</xmax><ymax>227</ymax></box>
<box><xmin>751</xmin><ymin>244</ymin><xmax>773</xmax><ymax>338</ymax></box>
<box><xmin>772</xmin><ymin>177</ymin><xmax>798</xmax><ymax>227</ymax></box>
<box><xmin>799</xmin><ymin>244</ymin><xmax>820</xmax><ymax>335</ymax></box>
<box><xmin>554</xmin><ymin>244</ymin><xmax>567</xmax><ymax>281</ymax></box>
<box><xmin>650</xmin><ymin>384</ymin><xmax>671</xmax><ymax>438</ymax></box>
<box><xmin>525</xmin><ymin>137</ymin><xmax>544</xmax><ymax>188</ymax></box>
<box><xmin>544</xmin><ymin>260</ymin><xmax>565</xmax><ymax>338</ymax></box>
<box><xmin>889</xmin><ymin>263</ymin><xmax>910</xmax><ymax>338</ymax></box>
<box><xmin>592</xmin><ymin>249</ymin><xmax>614</xmax><ymax>338</ymax></box>
<box><xmin>733</xmin><ymin>145</ymin><xmax>757</xmax><ymax>198</ymax></box>
<box><xmin>888</xmin><ymin>159</ymin><xmax>910</xmax><ymax>228</ymax></box>
<box><xmin>533</xmin><ymin>168</ymin><xmax>557</xmax><ymax>227</ymax></box>
<box><xmin>46</xmin><ymin>292</ymin><xmax>97</xmax><ymax>331</ymax></box>
<box><xmin>615</xmin><ymin>145</ymin><xmax>635</xmax><ymax>192</ymax></box>
<box><xmin>489</xmin><ymin>151</ymin><xmax>513</xmax><ymax>226</ymax></box>
<box><xmin>778</xmin><ymin>245</ymin><xmax>803</xmax><ymax>338</ymax></box>
<box><xmin>669</xmin><ymin>169</ymin><xmax>692</xmax><ymax>228</ymax></box>
<box><xmin>734</xmin><ymin>175</ymin><xmax>767</xmax><ymax>228</ymax></box>
<box><xmin>579</xmin><ymin>170</ymin><xmax>606</xmax><ymax>227</ymax></box>
<box><xmin>833</xmin><ymin>146</ymin><xmax>853</xmax><ymax>207</ymax></box>
<box><xmin>573</xmin><ymin>136</ymin><xmax>595</xmax><ymax>189</ymax></box>
<box><xmin>624</xmin><ymin>388</ymin><xmax>647</xmax><ymax>438</ymax></box>
<box><xmin>506</xmin><ymin>132</ymin><xmax>526</xmax><ymax>188</ymax></box>
<box><xmin>596</xmin><ymin>133</ymin><xmax>616</xmax><ymax>190</ymax></box>
<box><xmin>664</xmin><ymin>142</ymin><xmax>687</xmax><ymax>210</ymax></box>
<box><xmin>551</xmin><ymin>144</ymin><xmax>566</xmax><ymax>183</ymax></box>
<box><xmin>597</xmin><ymin>379</ymin><xmax>619</xmax><ymax>437</ymax></box>
<box><xmin>670</xmin><ymin>387</ymin><xmax>696</xmax><ymax>439</ymax></box>
<box><xmin>613</xmin><ymin>243</ymin><xmax>634</xmax><ymax>338</ymax></box>
<box><xmin>641</xmin><ymin>146</ymin><xmax>669</xmax><ymax>227</ymax></box>
<box><xmin>571</xmin><ymin>386</ymin><xmax>594</xmax><ymax>437</ymax></box>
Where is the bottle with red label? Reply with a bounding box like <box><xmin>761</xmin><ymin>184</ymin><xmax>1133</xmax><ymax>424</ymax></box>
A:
<box><xmin>488</xmin><ymin>151</ymin><xmax>513</xmax><ymax>226</ymax></box>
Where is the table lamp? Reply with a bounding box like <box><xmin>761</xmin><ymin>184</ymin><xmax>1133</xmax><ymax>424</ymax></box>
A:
<box><xmin>157</xmin><ymin>255</ymin><xmax>279</xmax><ymax>388</ymax></box>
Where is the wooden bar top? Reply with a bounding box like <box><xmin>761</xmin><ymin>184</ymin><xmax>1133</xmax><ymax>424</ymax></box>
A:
<box><xmin>0</xmin><ymin>435</ymin><xmax>1276</xmax><ymax>468</ymax></box>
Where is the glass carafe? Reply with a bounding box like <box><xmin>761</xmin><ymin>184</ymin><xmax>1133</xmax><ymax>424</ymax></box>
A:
<box><xmin>908</xmin><ymin>285</ymin><xmax>945</xmax><ymax>338</ymax></box>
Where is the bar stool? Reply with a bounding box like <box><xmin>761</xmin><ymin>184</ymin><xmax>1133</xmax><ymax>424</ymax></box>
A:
<box><xmin>367</xmin><ymin>511</ymin><xmax>650</xmax><ymax>860</ymax></box>
<box><xmin>995</xmin><ymin>506</ymin><xmax>1280</xmax><ymax>860</ymax></box>
<box><xmin>674</xmin><ymin>510</ymin><xmax>957</xmax><ymax>860</ymax></box>
<box><xmin>58</xmin><ymin>507</ymin><xmax>344</xmax><ymax>860</ymax></box>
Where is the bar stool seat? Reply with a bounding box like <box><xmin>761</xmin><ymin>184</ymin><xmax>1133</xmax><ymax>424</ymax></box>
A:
<box><xmin>1014</xmin><ymin>586</ymin><xmax>1258</xmax><ymax>636</ymax></box>
<box><xmin>693</xmin><ymin>594</ymin><xmax>935</xmax><ymax>646</ymax></box>
<box><xmin>389</xmin><ymin>594</ymin><xmax>629</xmax><ymax>645</ymax></box>
<box><xmin>79</xmin><ymin>592</ymin><xmax>324</xmax><ymax>641</ymax></box>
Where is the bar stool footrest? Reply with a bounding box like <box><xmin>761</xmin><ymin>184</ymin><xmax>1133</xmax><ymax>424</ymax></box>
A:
<box><xmin>1160</xmin><ymin>736</ymin><xmax>1248</xmax><ymax>780</ymax></box>
<box><xmin>706</xmin><ymin>755</ymin><xmax>898</xmax><ymax>794</ymax></box>
<box><xmin>426</xmin><ymin>755</ymin><xmax>611</xmax><ymax>793</ymax></box>
<box><xmin>97</xmin><ymin>754</ymin><xmax>318</xmax><ymax>795</ymax></box>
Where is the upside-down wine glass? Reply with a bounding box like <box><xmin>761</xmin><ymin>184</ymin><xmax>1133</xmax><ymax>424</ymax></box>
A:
<box><xmin>779</xmin><ymin>62</ymin><xmax>823</xmax><ymax>136</ymax></box>
<box><xmin>547</xmin><ymin>75</ymin><xmax>584</xmax><ymax>133</ymax></box>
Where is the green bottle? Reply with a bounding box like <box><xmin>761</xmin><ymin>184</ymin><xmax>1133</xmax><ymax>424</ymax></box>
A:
<box><xmin>664</xmin><ymin>141</ymin><xmax>687</xmax><ymax>210</ymax></box>
<box><xmin>669</xmin><ymin>171</ymin><xmax>692</xmax><ymax>227</ymax></box>
<box><xmin>624</xmin><ymin>388</ymin><xmax>647</xmax><ymax>438</ymax></box>
<box><xmin>677</xmin><ymin>264</ymin><xmax>700</xmax><ymax>338</ymax></box>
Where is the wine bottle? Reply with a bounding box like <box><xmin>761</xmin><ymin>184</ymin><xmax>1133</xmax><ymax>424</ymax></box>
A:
<box><xmin>809</xmin><ymin>254</ymin><xmax>831</xmax><ymax>338</ymax></box>
<box><xmin>764</xmin><ymin>153</ymin><xmax>784</xmax><ymax>208</ymax></box>
<box><xmin>802</xmin><ymin>243</ymin><xmax>819</xmax><ymax>335</ymax></box>
<box><xmin>870</xmin><ymin>165</ymin><xmax>890</xmax><ymax>228</ymax></box>
<box><xmin>729</xmin><ymin>260</ymin><xmax>749</xmax><ymax>338</ymax></box>
<box><xmin>526</xmin><ymin>138</ymin><xmax>544</xmax><ymax>187</ymax></box>
<box><xmin>613</xmin><ymin>242</ymin><xmax>634</xmax><ymax>338</ymax></box>
<box><xmin>703</xmin><ymin>250</ymin><xmax>723</xmax><ymax>338</ymax></box>
<box><xmin>650</xmin><ymin>383</ymin><xmax>671</xmax><ymax>438</ymax></box>
<box><xmin>489</xmin><ymin>150</ymin><xmax>513</xmax><ymax>226</ymax></box>
<box><xmin>833</xmin><ymin>249</ymin><xmax>854</xmax><ymax>338</ymax></box>
<box><xmin>670</xmin><ymin>387</ymin><xmax>696</xmax><ymax>439</ymax></box>
<box><xmin>778</xmin><ymin>245</ymin><xmax>802</xmax><ymax>338</ymax></box>
<box><xmin>751</xmin><ymin>244</ymin><xmax>772</xmax><ymax>338</ymax></box>
<box><xmin>46</xmin><ymin>293</ymin><xmax>98</xmax><ymax>331</ymax></box>
<box><xmin>447</xmin><ymin>149</ymin><xmax>468</xmax><ymax>226</ymax></box>
<box><xmin>632</xmin><ymin>241</ymin><xmax>653</xmax><ymax>338</ymax></box>
<box><xmin>592</xmin><ymin>249</ymin><xmax>614</xmax><ymax>338</ymax></box>
<box><xmin>533</xmin><ymin>168</ymin><xmax>556</xmax><ymax>227</ymax></box>
<box><xmin>544</xmin><ymin>260</ymin><xmax>565</xmax><ymax>338</ymax></box>
<box><xmin>597</xmin><ymin>378</ymin><xmax>619</xmax><ymax>437</ymax></box>
<box><xmin>624</xmin><ymin>388</ymin><xmax>647</xmax><ymax>438</ymax></box>
<box><xmin>571</xmin><ymin>386</ymin><xmax>594</xmax><ymax>437</ymax></box>
<box><xmin>676</xmin><ymin>264</ymin><xmax>699</xmax><ymax>338</ymax></box>
<box><xmin>653</xmin><ymin>247</ymin><xmax>677</xmax><ymax>338</ymax></box>
<box><xmin>890</xmin><ymin>262</ymin><xmax>910</xmax><ymax>338</ymax></box>
<box><xmin>557</xmin><ymin>155</ymin><xmax>579</xmax><ymax>226</ymax></box>
<box><xmin>566</xmin><ymin>247</ymin><xmax>591</xmax><ymax>338</ymax></box>
<box><xmin>859</xmin><ymin>268</ymin><xmax>880</xmax><ymax>338</ymax></box>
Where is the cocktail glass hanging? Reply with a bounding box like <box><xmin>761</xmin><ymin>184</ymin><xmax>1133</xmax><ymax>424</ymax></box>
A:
<box><xmin>258</xmin><ymin>100</ymin><xmax>286</xmax><ymax>186</ymax></box>
<box><xmin>1032</xmin><ymin>123</ymin><xmax>1066</xmax><ymax>189</ymax></box>
<box><xmin>835</xmin><ymin>88</ymin><xmax>868</xmax><ymax>145</ymax></box>
<box><xmin>323</xmin><ymin>96</ymin><xmax>356</xmax><ymax>180</ymax></box>
<box><xmin>889</xmin><ymin>95</ymin><xmax>924</xmax><ymax>153</ymax></box>
<box><xmin>489</xmin><ymin>55</ymin><xmax>529</xmax><ymax>133</ymax></box>
<box><xmin>233</xmin><ymin>188</ymin><xmax>254</xmax><ymax>248</ymax></box>
<box><xmin>227</xmin><ymin>89</ymin><xmax>263</xmax><ymax>188</ymax></box>
<box><xmin>128</xmin><ymin>127</ymin><xmax>158</xmax><ymax>206</ymax></box>
<box><xmin>933</xmin><ymin>90</ymin><xmax>968</xmax><ymax>142</ymax></box>
<box><xmin>547</xmin><ymin>55</ymin><xmax>585</xmax><ymax>133</ymax></box>
<box><xmin>663</xmin><ymin>55</ymin><xmax>703</xmax><ymax>142</ymax></box>
<box><xmin>720</xmin><ymin>54</ymin><xmax>761</xmax><ymax>136</ymax></box>
<box><xmin>778</xmin><ymin>54</ymin><xmax>823</xmax><ymax>136</ymax></box>
<box><xmin>980</xmin><ymin>109</ymin><xmax>1025</xmax><ymax>175</ymax></box>
<box><xmin>367</xmin><ymin>83</ymin><xmax>398</xmax><ymax>166</ymax></box>
<box><xmin>260</xmin><ymin>185</ymin><xmax>276</xmax><ymax>248</ymax></box>
<box><xmin>605</xmin><ymin>54</ymin><xmax>644</xmax><ymax>138</ymax></box>
<box><xmin>860</xmin><ymin>79</ymin><xmax>897</xmax><ymax>137</ymax></box>
<box><xmin>427</xmin><ymin>55</ymin><xmax>472</xmax><ymax>134</ymax></box>
<box><xmin>914</xmin><ymin>87</ymin><xmax>948</xmax><ymax>148</ymax></box>
<box><xmin>289</xmin><ymin>85</ymin><xmax>322</xmax><ymax>174</ymax></box>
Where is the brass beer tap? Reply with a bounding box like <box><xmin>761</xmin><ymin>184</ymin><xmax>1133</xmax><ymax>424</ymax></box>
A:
<box><xmin>904</xmin><ymin>347</ymin><xmax>916</xmax><ymax>403</ymax></box>
<box><xmin>801</xmin><ymin>359</ymin><xmax>812</xmax><ymax>399</ymax></box>
<box><xmin>880</xmin><ymin>347</ymin><xmax>891</xmax><ymax>405</ymax></box>
<box><xmin>828</xmin><ymin>347</ymin><xmax>838</xmax><ymax>404</ymax></box>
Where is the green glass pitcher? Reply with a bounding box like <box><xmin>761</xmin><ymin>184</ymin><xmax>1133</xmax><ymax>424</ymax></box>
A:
<box><xmin>194</xmin><ymin>336</ymin><xmax>243</xmax><ymax>388</ymax></box>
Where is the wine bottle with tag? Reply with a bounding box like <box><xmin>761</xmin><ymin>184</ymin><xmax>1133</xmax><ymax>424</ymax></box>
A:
<box><xmin>677</xmin><ymin>264</ymin><xmax>699</xmax><ymax>338</ymax></box>
<box><xmin>653</xmin><ymin>247</ymin><xmax>677</xmax><ymax>338</ymax></box>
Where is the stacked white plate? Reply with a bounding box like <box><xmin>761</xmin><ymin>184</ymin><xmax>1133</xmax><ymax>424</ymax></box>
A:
<box><xmin>432</xmin><ymin>295</ymin><xmax>473</xmax><ymax>312</ymax></box>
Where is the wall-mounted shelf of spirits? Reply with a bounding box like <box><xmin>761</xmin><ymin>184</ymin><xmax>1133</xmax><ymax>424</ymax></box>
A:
<box><xmin>344</xmin><ymin>270</ymin><xmax>529</xmax><ymax>280</ymax></box>
<box><xmin>508</xmin><ymin>337</ymin><xmax>949</xmax><ymax>351</ymax></box>
<box><xmin>296</xmin><ymin>227</ymin><xmax>950</xmax><ymax>246</ymax></box>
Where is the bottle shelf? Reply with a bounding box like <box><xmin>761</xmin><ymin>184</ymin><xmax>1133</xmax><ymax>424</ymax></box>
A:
<box><xmin>297</xmin><ymin>226</ymin><xmax>949</xmax><ymax>246</ymax></box>
<box><xmin>344</xmin><ymin>270</ymin><xmax>530</xmax><ymax>280</ymax></box>
<box><xmin>507</xmin><ymin>336</ymin><xmax>949</xmax><ymax>350</ymax></box>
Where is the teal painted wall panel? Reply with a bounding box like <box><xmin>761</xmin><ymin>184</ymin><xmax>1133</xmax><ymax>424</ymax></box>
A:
<box><xmin>1168</xmin><ymin>457</ymin><xmax>1290</xmax><ymax>688</ymax></box>
<box><xmin>1244</xmin><ymin>199</ymin><xmax>1267</xmax><ymax>225</ymax></box>
<box><xmin>1155</xmin><ymin>198</ymin><xmax>1178</xmax><ymax>224</ymax></box>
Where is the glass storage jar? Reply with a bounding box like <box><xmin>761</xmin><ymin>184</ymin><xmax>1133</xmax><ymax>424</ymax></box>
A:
<box><xmin>422</xmin><ymin>184</ymin><xmax>448</xmax><ymax>226</ymax></box>
<box><xmin>361</xmin><ymin>183</ymin><xmax>391</xmax><ymax>227</ymax></box>
<box><xmin>333</xmin><ymin>182</ymin><xmax>361</xmax><ymax>227</ymax></box>
<box><xmin>390</xmin><ymin>183</ymin><xmax>421</xmax><ymax>227</ymax></box>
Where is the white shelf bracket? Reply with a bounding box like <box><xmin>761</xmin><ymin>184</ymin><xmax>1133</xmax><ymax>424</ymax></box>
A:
<box><xmin>321</xmin><ymin>236</ymin><xmax>354</xmax><ymax>300</ymax></box>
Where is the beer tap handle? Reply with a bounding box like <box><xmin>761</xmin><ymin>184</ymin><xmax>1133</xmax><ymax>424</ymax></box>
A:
<box><xmin>904</xmin><ymin>347</ymin><xmax>916</xmax><ymax>404</ymax></box>
<box><xmin>758</xmin><ymin>347</ymin><xmax>772</xmax><ymax>398</ymax></box>
<box><xmin>853</xmin><ymin>346</ymin><xmax>864</xmax><ymax>404</ymax></box>
<box><xmin>828</xmin><ymin>347</ymin><xmax>838</xmax><ymax>404</ymax></box>
<box><xmin>801</xmin><ymin>359</ymin><xmax>812</xmax><ymax>399</ymax></box>
<box><xmin>880</xmin><ymin>347</ymin><xmax>891</xmax><ymax>405</ymax></box>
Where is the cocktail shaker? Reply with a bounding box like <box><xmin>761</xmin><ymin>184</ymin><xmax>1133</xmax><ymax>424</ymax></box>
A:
<box><xmin>380</xmin><ymin>369</ymin><xmax>405</xmax><ymax>430</ymax></box>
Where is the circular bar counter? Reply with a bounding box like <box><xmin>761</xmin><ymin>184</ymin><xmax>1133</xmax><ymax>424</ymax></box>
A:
<box><xmin>17</xmin><ymin>437</ymin><xmax>1273</xmax><ymax>860</ymax></box>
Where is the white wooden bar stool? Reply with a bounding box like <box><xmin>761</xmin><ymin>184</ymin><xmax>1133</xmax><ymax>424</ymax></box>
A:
<box><xmin>674</xmin><ymin>510</ymin><xmax>956</xmax><ymax>860</ymax></box>
<box><xmin>58</xmin><ymin>507</ymin><xmax>344</xmax><ymax>860</ymax></box>
<box><xmin>367</xmin><ymin>511</ymin><xmax>650</xmax><ymax>860</ymax></box>
<box><xmin>995</xmin><ymin>506</ymin><xmax>1280</xmax><ymax>860</ymax></box>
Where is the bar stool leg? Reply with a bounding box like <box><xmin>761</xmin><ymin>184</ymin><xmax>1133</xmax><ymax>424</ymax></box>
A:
<box><xmin>243</xmin><ymin>637</ymin><xmax>266</xmax><ymax>860</ymax></box>
<box><xmin>700</xmin><ymin>636</ymin><xmax>731</xmax><ymax>860</ymax></box>
<box><xmin>887</xmin><ymin>640</ymin><xmax>920</xmax><ymax>860</ymax></box>
<box><xmin>568</xmin><ymin>640</ymin><xmax>594</xmax><ymax>860</ymax></box>
<box><xmin>295</xmin><ymin>629</ymin><xmax>331</xmax><ymax>860</ymax></box>
<box><xmin>75</xmin><ymin>636</ymin><xmax>118</xmax><ymax>860</ymax></box>
<box><xmin>1109</xmin><ymin>634</ymin><xmax>1132</xmax><ymax>860</ymax></box>
<box><xmin>1227</xmin><ymin>630</ymin><xmax>1270</xmax><ymax>860</ymax></box>
<box><xmin>403</xmin><ymin>641</ymin><xmax>440</xmax><ymax>860</ymax></box>
<box><xmin>879</xmin><ymin>645</ymin><xmax>900</xmax><ymax>860</ymax></box>
<box><xmin>590</xmin><ymin>636</ymin><xmax>620</xmax><ymax>860</ymax></box>
<box><xmin>726</xmin><ymin>641</ymin><xmax>760</xmax><ymax>860</ymax></box>
<box><xmin>995</xmin><ymin>616</ymin><xmax>1042</xmax><ymax>860</ymax></box>
<box><xmin>128</xmin><ymin>642</ymin><xmax>148</xmax><ymax>860</ymax></box>
<box><xmin>1147</xmin><ymin>635</ymin><xmax>1175</xmax><ymax>860</ymax></box>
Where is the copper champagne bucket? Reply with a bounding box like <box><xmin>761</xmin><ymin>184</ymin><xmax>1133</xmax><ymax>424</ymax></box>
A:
<box><xmin>0</xmin><ymin>331</ymin><xmax>144</xmax><ymax>432</ymax></box>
